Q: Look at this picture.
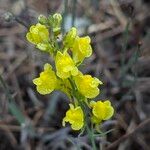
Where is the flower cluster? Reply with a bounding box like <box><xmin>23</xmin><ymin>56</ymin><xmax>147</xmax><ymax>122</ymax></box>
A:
<box><xmin>26</xmin><ymin>13</ymin><xmax>114</xmax><ymax>131</ymax></box>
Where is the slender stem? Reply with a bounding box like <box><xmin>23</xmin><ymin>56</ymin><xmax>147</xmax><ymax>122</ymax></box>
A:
<box><xmin>4</xmin><ymin>12</ymin><xmax>28</xmax><ymax>28</ymax></box>
<box><xmin>72</xmin><ymin>0</ymin><xmax>77</xmax><ymax>27</ymax></box>
<box><xmin>15</xmin><ymin>16</ymin><xmax>28</xmax><ymax>28</ymax></box>
<box><xmin>68</xmin><ymin>77</ymin><xmax>97</xmax><ymax>150</ymax></box>
<box><xmin>62</xmin><ymin>0</ymin><xmax>68</xmax><ymax>34</ymax></box>
<box><xmin>121</xmin><ymin>20</ymin><xmax>130</xmax><ymax>84</ymax></box>
<box><xmin>86</xmin><ymin>120</ymin><xmax>97</xmax><ymax>150</ymax></box>
<box><xmin>122</xmin><ymin>44</ymin><xmax>140</xmax><ymax>82</ymax></box>
<box><xmin>132</xmin><ymin>44</ymin><xmax>141</xmax><ymax>83</ymax></box>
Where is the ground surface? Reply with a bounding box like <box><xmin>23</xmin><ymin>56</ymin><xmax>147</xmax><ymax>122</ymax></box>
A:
<box><xmin>0</xmin><ymin>0</ymin><xmax>150</xmax><ymax>150</ymax></box>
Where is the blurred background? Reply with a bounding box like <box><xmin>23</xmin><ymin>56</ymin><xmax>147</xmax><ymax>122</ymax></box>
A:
<box><xmin>0</xmin><ymin>0</ymin><xmax>150</xmax><ymax>150</ymax></box>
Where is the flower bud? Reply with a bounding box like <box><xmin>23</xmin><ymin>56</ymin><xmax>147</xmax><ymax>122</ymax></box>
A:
<box><xmin>52</xmin><ymin>13</ymin><xmax>62</xmax><ymax>25</ymax></box>
<box><xmin>48</xmin><ymin>13</ymin><xmax>62</xmax><ymax>35</ymax></box>
<box><xmin>36</xmin><ymin>43</ymin><xmax>53</xmax><ymax>53</ymax></box>
<box><xmin>38</xmin><ymin>15</ymin><xmax>48</xmax><ymax>25</ymax></box>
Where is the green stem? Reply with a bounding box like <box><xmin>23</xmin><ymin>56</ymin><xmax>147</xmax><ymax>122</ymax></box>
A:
<box><xmin>62</xmin><ymin>0</ymin><xmax>68</xmax><ymax>34</ymax></box>
<box><xmin>121</xmin><ymin>20</ymin><xmax>130</xmax><ymax>84</ymax></box>
<box><xmin>72</xmin><ymin>0</ymin><xmax>77</xmax><ymax>27</ymax></box>
<box><xmin>131</xmin><ymin>44</ymin><xmax>141</xmax><ymax>83</ymax></box>
<box><xmin>86</xmin><ymin>120</ymin><xmax>97</xmax><ymax>150</ymax></box>
<box><xmin>68</xmin><ymin>77</ymin><xmax>97</xmax><ymax>150</ymax></box>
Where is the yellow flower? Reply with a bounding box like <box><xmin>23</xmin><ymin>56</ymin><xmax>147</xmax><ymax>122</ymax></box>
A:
<box><xmin>26</xmin><ymin>23</ymin><xmax>49</xmax><ymax>45</ymax></box>
<box><xmin>74</xmin><ymin>73</ymin><xmax>103</xmax><ymax>98</ymax></box>
<box><xmin>63</xmin><ymin>27</ymin><xmax>77</xmax><ymax>48</ymax></box>
<box><xmin>63</xmin><ymin>104</ymin><xmax>84</xmax><ymax>130</ymax></box>
<box><xmin>33</xmin><ymin>63</ymin><xmax>57</xmax><ymax>95</ymax></box>
<box><xmin>55</xmin><ymin>51</ymin><xmax>78</xmax><ymax>79</ymax></box>
<box><xmin>72</xmin><ymin>36</ymin><xmax>92</xmax><ymax>64</ymax></box>
<box><xmin>90</xmin><ymin>100</ymin><xmax>114</xmax><ymax>124</ymax></box>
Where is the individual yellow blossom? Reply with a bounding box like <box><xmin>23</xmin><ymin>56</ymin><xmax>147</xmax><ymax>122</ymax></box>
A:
<box><xmin>63</xmin><ymin>27</ymin><xmax>77</xmax><ymax>48</ymax></box>
<box><xmin>63</xmin><ymin>104</ymin><xmax>84</xmax><ymax>130</ymax></box>
<box><xmin>33</xmin><ymin>63</ymin><xmax>57</xmax><ymax>95</ymax></box>
<box><xmin>74</xmin><ymin>73</ymin><xmax>103</xmax><ymax>99</ymax></box>
<box><xmin>26</xmin><ymin>23</ymin><xmax>49</xmax><ymax>45</ymax></box>
<box><xmin>55</xmin><ymin>51</ymin><xmax>78</xmax><ymax>79</ymax></box>
<box><xmin>71</xmin><ymin>36</ymin><xmax>92</xmax><ymax>64</ymax></box>
<box><xmin>90</xmin><ymin>100</ymin><xmax>114</xmax><ymax>124</ymax></box>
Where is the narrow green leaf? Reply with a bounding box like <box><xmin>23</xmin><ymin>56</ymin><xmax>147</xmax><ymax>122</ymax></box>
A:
<box><xmin>94</xmin><ymin>129</ymin><xmax>115</xmax><ymax>137</ymax></box>
<box><xmin>0</xmin><ymin>74</ymin><xmax>25</xmax><ymax>125</ymax></box>
<box><xmin>9</xmin><ymin>101</ymin><xmax>25</xmax><ymax>124</ymax></box>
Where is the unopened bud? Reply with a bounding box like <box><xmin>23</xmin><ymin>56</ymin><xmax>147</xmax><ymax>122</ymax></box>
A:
<box><xmin>38</xmin><ymin>15</ymin><xmax>47</xmax><ymax>25</ymax></box>
<box><xmin>52</xmin><ymin>13</ymin><xmax>62</xmax><ymax>25</ymax></box>
<box><xmin>48</xmin><ymin>13</ymin><xmax>62</xmax><ymax>35</ymax></box>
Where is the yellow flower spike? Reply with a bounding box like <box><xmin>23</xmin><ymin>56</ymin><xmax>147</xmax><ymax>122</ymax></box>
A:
<box><xmin>63</xmin><ymin>104</ymin><xmax>84</xmax><ymax>130</ymax></box>
<box><xmin>74</xmin><ymin>73</ymin><xmax>103</xmax><ymax>99</ymax></box>
<box><xmin>26</xmin><ymin>23</ymin><xmax>49</xmax><ymax>45</ymax></box>
<box><xmin>72</xmin><ymin>36</ymin><xmax>92</xmax><ymax>64</ymax></box>
<box><xmin>90</xmin><ymin>100</ymin><xmax>114</xmax><ymax>124</ymax></box>
<box><xmin>33</xmin><ymin>63</ymin><xmax>57</xmax><ymax>95</ymax></box>
<box><xmin>55</xmin><ymin>51</ymin><xmax>78</xmax><ymax>79</ymax></box>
